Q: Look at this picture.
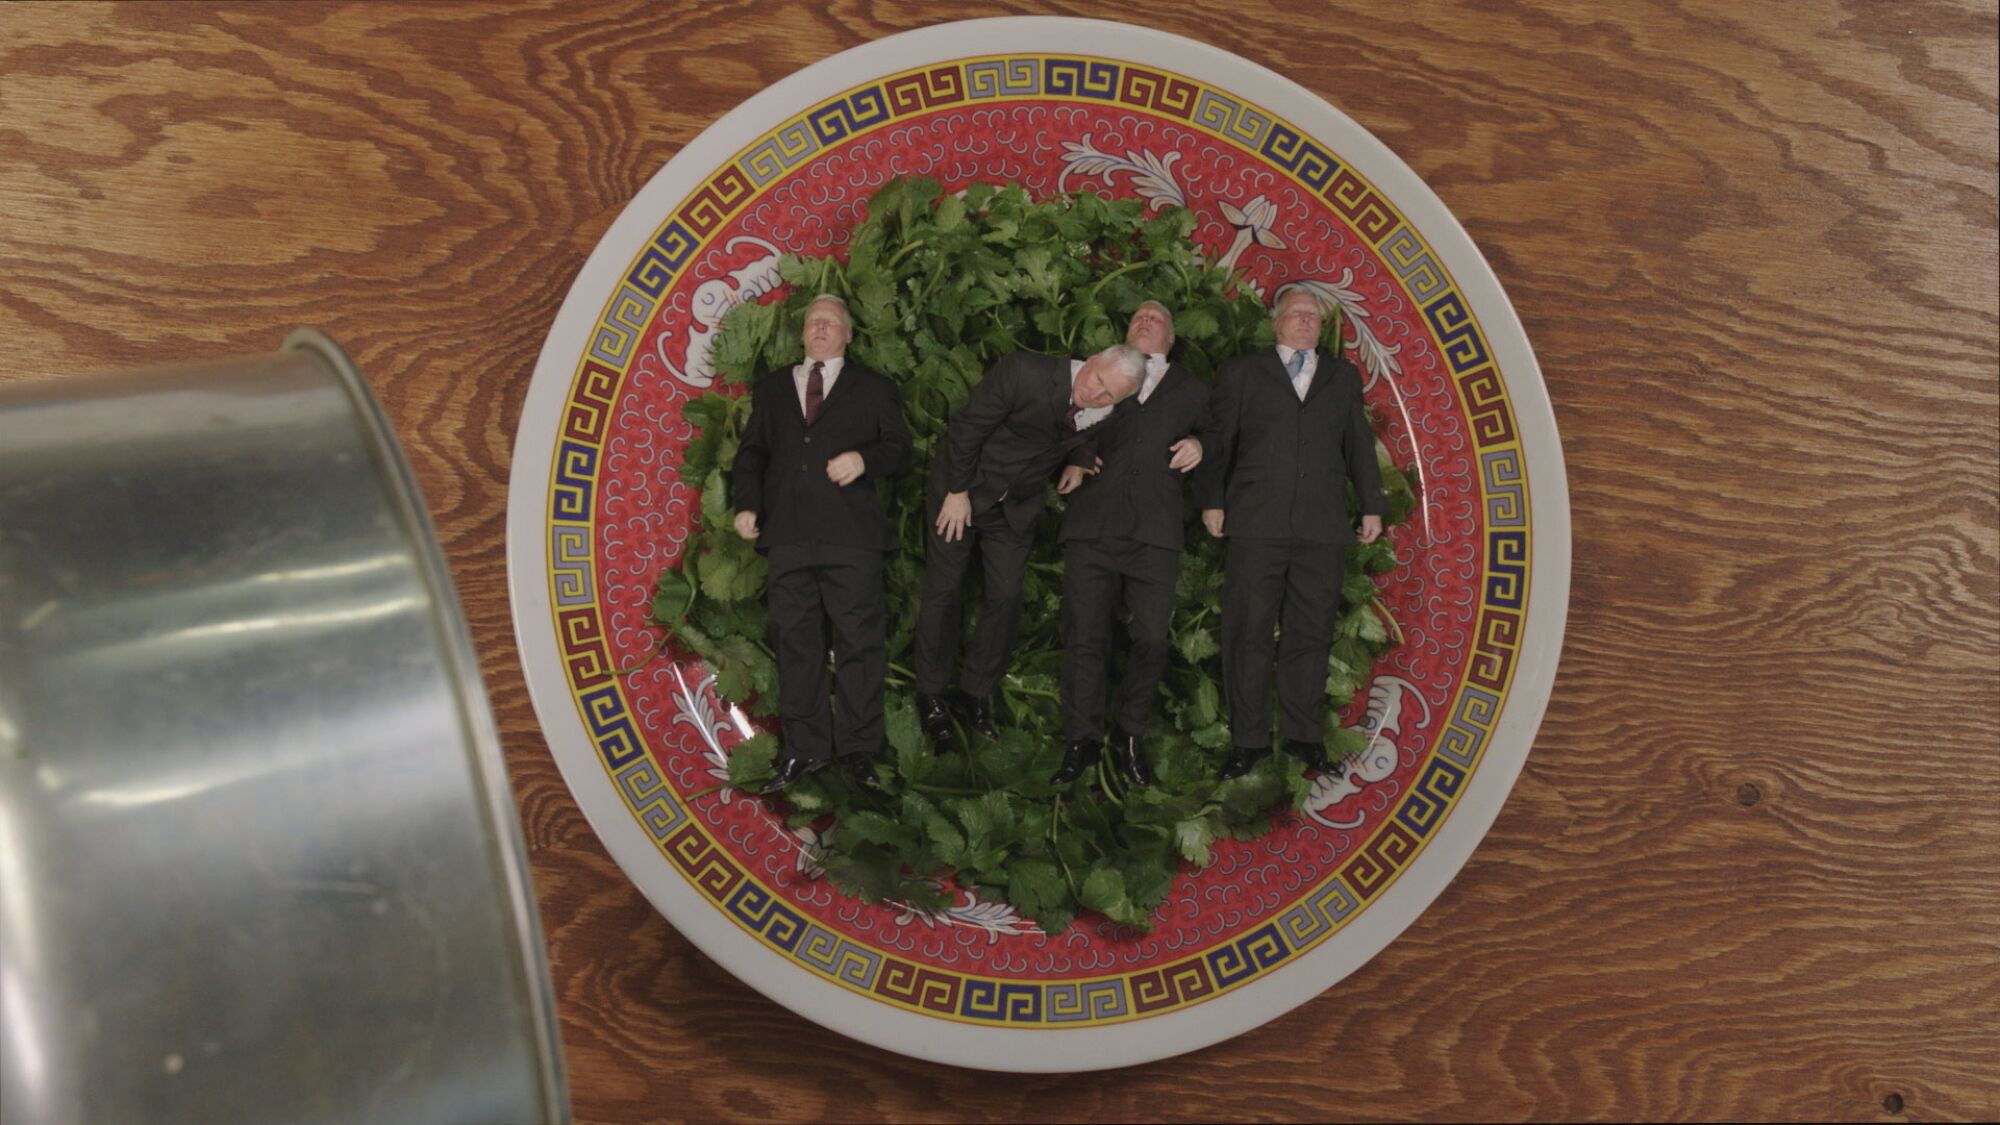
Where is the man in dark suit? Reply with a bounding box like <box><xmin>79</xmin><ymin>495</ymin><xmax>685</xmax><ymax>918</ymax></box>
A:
<box><xmin>730</xmin><ymin>294</ymin><xmax>912</xmax><ymax>790</ymax></box>
<box><xmin>914</xmin><ymin>344</ymin><xmax>1147</xmax><ymax>747</ymax></box>
<box><xmin>1194</xmin><ymin>287</ymin><xmax>1386</xmax><ymax>780</ymax></box>
<box><xmin>1048</xmin><ymin>303</ymin><xmax>1211</xmax><ymax>786</ymax></box>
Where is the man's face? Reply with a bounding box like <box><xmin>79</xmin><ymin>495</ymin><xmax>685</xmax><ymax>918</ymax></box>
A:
<box><xmin>1072</xmin><ymin>357</ymin><xmax>1141</xmax><ymax>409</ymax></box>
<box><xmin>1273</xmin><ymin>294</ymin><xmax>1322</xmax><ymax>351</ymax></box>
<box><xmin>1125</xmin><ymin>304</ymin><xmax>1175</xmax><ymax>355</ymax></box>
<box><xmin>802</xmin><ymin>302</ymin><xmax>851</xmax><ymax>361</ymax></box>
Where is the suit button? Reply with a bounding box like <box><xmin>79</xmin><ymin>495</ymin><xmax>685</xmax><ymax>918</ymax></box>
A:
<box><xmin>804</xmin><ymin>436</ymin><xmax>812</xmax><ymax>445</ymax></box>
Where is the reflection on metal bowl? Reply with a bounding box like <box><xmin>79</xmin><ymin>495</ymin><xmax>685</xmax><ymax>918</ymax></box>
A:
<box><xmin>0</xmin><ymin>332</ymin><xmax>566</xmax><ymax>1125</ymax></box>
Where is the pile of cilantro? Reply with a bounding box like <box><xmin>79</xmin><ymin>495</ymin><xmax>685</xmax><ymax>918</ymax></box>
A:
<box><xmin>648</xmin><ymin>178</ymin><xmax>1415</xmax><ymax>934</ymax></box>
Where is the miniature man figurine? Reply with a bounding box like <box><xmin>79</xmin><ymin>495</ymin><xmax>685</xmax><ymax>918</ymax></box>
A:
<box><xmin>913</xmin><ymin>344</ymin><xmax>1148</xmax><ymax>748</ymax></box>
<box><xmin>730</xmin><ymin>294</ymin><xmax>912</xmax><ymax>790</ymax></box>
<box><xmin>1049</xmin><ymin>302</ymin><xmax>1210</xmax><ymax>786</ymax></box>
<box><xmin>1194</xmin><ymin>288</ymin><xmax>1385</xmax><ymax>780</ymax></box>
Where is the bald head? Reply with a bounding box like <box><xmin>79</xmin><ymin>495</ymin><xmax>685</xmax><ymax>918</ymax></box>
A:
<box><xmin>1126</xmin><ymin>301</ymin><xmax>1175</xmax><ymax>355</ymax></box>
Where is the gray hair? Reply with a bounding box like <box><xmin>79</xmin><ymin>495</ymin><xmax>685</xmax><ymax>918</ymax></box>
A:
<box><xmin>1270</xmin><ymin>286</ymin><xmax>1321</xmax><ymax>320</ymax></box>
<box><xmin>1133</xmin><ymin>300</ymin><xmax>1176</xmax><ymax>330</ymax></box>
<box><xmin>805</xmin><ymin>292</ymin><xmax>852</xmax><ymax>330</ymax></box>
<box><xmin>1095</xmin><ymin>343</ymin><xmax>1148</xmax><ymax>383</ymax></box>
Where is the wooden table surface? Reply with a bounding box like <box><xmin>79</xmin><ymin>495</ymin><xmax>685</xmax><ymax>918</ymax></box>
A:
<box><xmin>3</xmin><ymin>2</ymin><xmax>1994</xmax><ymax>1120</ymax></box>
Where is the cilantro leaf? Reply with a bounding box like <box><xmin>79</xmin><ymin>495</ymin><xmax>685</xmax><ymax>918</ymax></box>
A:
<box><xmin>1174</xmin><ymin>814</ymin><xmax>1218</xmax><ymax>867</ymax></box>
<box><xmin>725</xmin><ymin>733</ymin><xmax>779</xmax><ymax>789</ymax></box>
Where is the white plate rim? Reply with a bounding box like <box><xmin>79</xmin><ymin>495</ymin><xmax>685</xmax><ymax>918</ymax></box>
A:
<box><xmin>505</xmin><ymin>15</ymin><xmax>1571</xmax><ymax>1072</ymax></box>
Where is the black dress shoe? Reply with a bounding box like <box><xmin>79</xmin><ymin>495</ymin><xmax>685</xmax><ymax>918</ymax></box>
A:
<box><xmin>916</xmin><ymin>693</ymin><xmax>955</xmax><ymax>748</ymax></box>
<box><xmin>1049</xmin><ymin>738</ymin><xmax>1098</xmax><ymax>786</ymax></box>
<box><xmin>1216</xmin><ymin>745</ymin><xmax>1262</xmax><ymax>781</ymax></box>
<box><xmin>763</xmin><ymin>754</ymin><xmax>815</xmax><ymax>792</ymax></box>
<box><xmin>953</xmin><ymin>691</ymin><xmax>998</xmax><ymax>740</ymax></box>
<box><xmin>1283</xmin><ymin>738</ymin><xmax>1330</xmax><ymax>773</ymax></box>
<box><xmin>837</xmin><ymin>754</ymin><xmax>885</xmax><ymax>792</ymax></box>
<box><xmin>1112</xmin><ymin>732</ymin><xmax>1151</xmax><ymax>787</ymax></box>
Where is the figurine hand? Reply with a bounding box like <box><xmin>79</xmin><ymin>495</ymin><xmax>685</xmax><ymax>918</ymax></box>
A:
<box><xmin>734</xmin><ymin>511</ymin><xmax>759</xmax><ymax>540</ymax></box>
<box><xmin>1057</xmin><ymin>465</ymin><xmax>1087</xmax><ymax>494</ymax></box>
<box><xmin>935</xmin><ymin>492</ymin><xmax>972</xmax><ymax>542</ymax></box>
<box><xmin>1168</xmin><ymin>437</ymin><xmax>1202</xmax><ymax>473</ymax></box>
<box><xmin>1358</xmin><ymin>514</ymin><xmax>1382</xmax><ymax>544</ymax></box>
<box><xmin>826</xmin><ymin>451</ymin><xmax>865</xmax><ymax>486</ymax></box>
<box><xmin>1202</xmin><ymin>509</ymin><xmax>1225</xmax><ymax>538</ymax></box>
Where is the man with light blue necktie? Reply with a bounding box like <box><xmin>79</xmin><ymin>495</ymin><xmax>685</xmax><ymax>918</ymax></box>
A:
<box><xmin>1193</xmin><ymin>287</ymin><xmax>1387</xmax><ymax>781</ymax></box>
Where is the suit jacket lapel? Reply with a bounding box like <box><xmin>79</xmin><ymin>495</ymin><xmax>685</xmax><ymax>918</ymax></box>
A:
<box><xmin>1301</xmin><ymin>349</ymin><xmax>1338</xmax><ymax>407</ymax></box>
<box><xmin>779</xmin><ymin>365</ymin><xmax>808</xmax><ymax>426</ymax></box>
<box><xmin>1045</xmin><ymin>356</ymin><xmax>1073</xmax><ymax>429</ymax></box>
<box><xmin>1106</xmin><ymin>393</ymin><xmax>1140</xmax><ymax>424</ymax></box>
<box><xmin>1100</xmin><ymin>363</ymin><xmax>1183</xmax><ymax>437</ymax></box>
<box><xmin>1260</xmin><ymin>348</ymin><xmax>1295</xmax><ymax>398</ymax></box>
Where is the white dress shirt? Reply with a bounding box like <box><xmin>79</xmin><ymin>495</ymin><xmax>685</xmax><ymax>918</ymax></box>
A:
<box><xmin>792</xmin><ymin>355</ymin><xmax>844</xmax><ymax>415</ymax></box>
<box><xmin>1138</xmin><ymin>353</ymin><xmax>1168</xmax><ymax>404</ymax></box>
<box><xmin>1277</xmin><ymin>344</ymin><xmax>1319</xmax><ymax>400</ymax></box>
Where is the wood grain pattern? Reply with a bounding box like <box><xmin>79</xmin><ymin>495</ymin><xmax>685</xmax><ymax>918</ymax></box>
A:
<box><xmin>2</xmin><ymin>1</ymin><xmax>1994</xmax><ymax>1120</ymax></box>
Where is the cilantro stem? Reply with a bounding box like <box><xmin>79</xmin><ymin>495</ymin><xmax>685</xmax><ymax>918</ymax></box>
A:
<box><xmin>913</xmin><ymin>782</ymin><xmax>985</xmax><ymax>797</ymax></box>
<box><xmin>1050</xmin><ymin>797</ymin><xmax>1082</xmax><ymax>895</ymax></box>
<box><xmin>1184</xmin><ymin>335</ymin><xmax>1214</xmax><ymax>371</ymax></box>
<box><xmin>907</xmin><ymin>261</ymin><xmax>948</xmax><ymax>325</ymax></box>
<box><xmin>1084</xmin><ymin>258</ymin><xmax>1148</xmax><ymax>303</ymax></box>
<box><xmin>1372</xmin><ymin>595</ymin><xmax>1405</xmax><ymax>646</ymax></box>
<box><xmin>613</xmin><ymin>631</ymin><xmax>672</xmax><ymax>677</ymax></box>
<box><xmin>1095</xmin><ymin>756</ymin><xmax>1123</xmax><ymax>808</ymax></box>
<box><xmin>887</xmin><ymin>238</ymin><xmax>928</xmax><ymax>270</ymax></box>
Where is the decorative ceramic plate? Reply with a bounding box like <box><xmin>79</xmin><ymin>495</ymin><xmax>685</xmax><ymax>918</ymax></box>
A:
<box><xmin>507</xmin><ymin>17</ymin><xmax>1569</xmax><ymax>1071</ymax></box>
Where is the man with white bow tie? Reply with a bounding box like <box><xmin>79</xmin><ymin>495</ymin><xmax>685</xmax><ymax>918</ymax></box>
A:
<box><xmin>1193</xmin><ymin>287</ymin><xmax>1386</xmax><ymax>781</ymax></box>
<box><xmin>1049</xmin><ymin>302</ymin><xmax>1211</xmax><ymax>786</ymax></box>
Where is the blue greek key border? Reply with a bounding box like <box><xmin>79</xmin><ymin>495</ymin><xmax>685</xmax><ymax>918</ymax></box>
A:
<box><xmin>543</xmin><ymin>51</ymin><xmax>1533</xmax><ymax>1026</ymax></box>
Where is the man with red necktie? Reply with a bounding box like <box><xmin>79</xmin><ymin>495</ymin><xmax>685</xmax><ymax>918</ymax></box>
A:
<box><xmin>731</xmin><ymin>294</ymin><xmax>912</xmax><ymax>790</ymax></box>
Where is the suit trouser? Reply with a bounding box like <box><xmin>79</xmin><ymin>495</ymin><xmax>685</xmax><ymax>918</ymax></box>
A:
<box><xmin>765</xmin><ymin>544</ymin><xmax>887</xmax><ymax>766</ymax></box>
<box><xmin>1221</xmin><ymin>537</ymin><xmax>1348</xmax><ymax>748</ymax></box>
<box><xmin>1060</xmin><ymin>537</ymin><xmax>1180</xmax><ymax>740</ymax></box>
<box><xmin>913</xmin><ymin>500</ymin><xmax>1033</xmax><ymax>698</ymax></box>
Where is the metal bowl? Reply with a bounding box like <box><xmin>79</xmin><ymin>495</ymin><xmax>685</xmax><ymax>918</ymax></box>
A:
<box><xmin>0</xmin><ymin>332</ymin><xmax>566</xmax><ymax>1124</ymax></box>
